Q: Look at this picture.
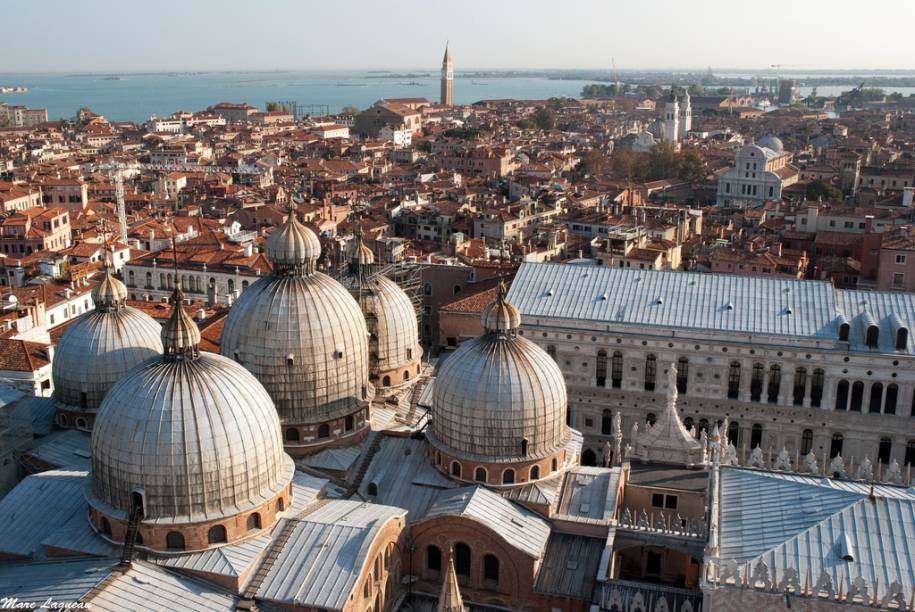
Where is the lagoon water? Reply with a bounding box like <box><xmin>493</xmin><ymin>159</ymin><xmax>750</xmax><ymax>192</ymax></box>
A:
<box><xmin>0</xmin><ymin>71</ymin><xmax>596</xmax><ymax>122</ymax></box>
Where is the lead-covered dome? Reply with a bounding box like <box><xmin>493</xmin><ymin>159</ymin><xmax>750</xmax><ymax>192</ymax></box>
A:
<box><xmin>90</xmin><ymin>286</ymin><xmax>293</xmax><ymax>532</ymax></box>
<box><xmin>52</xmin><ymin>269</ymin><xmax>162</xmax><ymax>412</ymax></box>
<box><xmin>220</xmin><ymin>207</ymin><xmax>373</xmax><ymax>439</ymax></box>
<box><xmin>265</xmin><ymin>207</ymin><xmax>322</xmax><ymax>271</ymax></box>
<box><xmin>758</xmin><ymin>134</ymin><xmax>784</xmax><ymax>153</ymax></box>
<box><xmin>429</xmin><ymin>281</ymin><xmax>568</xmax><ymax>461</ymax></box>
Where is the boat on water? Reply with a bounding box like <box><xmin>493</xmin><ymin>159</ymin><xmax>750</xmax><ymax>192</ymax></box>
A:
<box><xmin>0</xmin><ymin>86</ymin><xmax>28</xmax><ymax>93</ymax></box>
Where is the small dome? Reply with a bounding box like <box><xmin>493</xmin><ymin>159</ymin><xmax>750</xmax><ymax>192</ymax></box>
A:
<box><xmin>430</xmin><ymin>289</ymin><xmax>568</xmax><ymax>461</ymax></box>
<box><xmin>53</xmin><ymin>279</ymin><xmax>162</xmax><ymax>409</ymax></box>
<box><xmin>352</xmin><ymin>273</ymin><xmax>422</xmax><ymax>383</ymax></box>
<box><xmin>481</xmin><ymin>280</ymin><xmax>521</xmax><ymax>334</ymax></box>
<box><xmin>161</xmin><ymin>288</ymin><xmax>201</xmax><ymax>359</ymax></box>
<box><xmin>265</xmin><ymin>207</ymin><xmax>321</xmax><ymax>271</ymax></box>
<box><xmin>354</xmin><ymin>242</ymin><xmax>375</xmax><ymax>267</ymax></box>
<box><xmin>758</xmin><ymin>134</ymin><xmax>784</xmax><ymax>153</ymax></box>
<box><xmin>90</xmin><ymin>294</ymin><xmax>292</xmax><ymax>524</ymax></box>
<box><xmin>91</xmin><ymin>270</ymin><xmax>128</xmax><ymax>311</ymax></box>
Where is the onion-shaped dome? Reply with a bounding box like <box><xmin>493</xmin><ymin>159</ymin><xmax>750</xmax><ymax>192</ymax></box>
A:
<box><xmin>758</xmin><ymin>134</ymin><xmax>784</xmax><ymax>153</ymax></box>
<box><xmin>354</xmin><ymin>241</ymin><xmax>375</xmax><ymax>267</ymax></box>
<box><xmin>429</xmin><ymin>284</ymin><xmax>568</xmax><ymax>461</ymax></box>
<box><xmin>220</xmin><ymin>209</ymin><xmax>373</xmax><ymax>426</ymax></box>
<box><xmin>52</xmin><ymin>270</ymin><xmax>162</xmax><ymax>410</ymax></box>
<box><xmin>265</xmin><ymin>205</ymin><xmax>322</xmax><ymax>273</ymax></box>
<box><xmin>90</xmin><ymin>285</ymin><xmax>293</xmax><ymax>525</ymax></box>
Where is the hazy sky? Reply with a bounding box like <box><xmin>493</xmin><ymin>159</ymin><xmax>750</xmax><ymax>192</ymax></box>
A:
<box><xmin>4</xmin><ymin>0</ymin><xmax>914</xmax><ymax>72</ymax></box>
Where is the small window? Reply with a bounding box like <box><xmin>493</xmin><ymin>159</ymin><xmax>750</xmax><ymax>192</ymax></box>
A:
<box><xmin>207</xmin><ymin>524</ymin><xmax>227</xmax><ymax>544</ymax></box>
<box><xmin>502</xmin><ymin>469</ymin><xmax>515</xmax><ymax>484</ymax></box>
<box><xmin>427</xmin><ymin>545</ymin><xmax>442</xmax><ymax>572</ymax></box>
<box><xmin>454</xmin><ymin>542</ymin><xmax>471</xmax><ymax>576</ymax></box>
<box><xmin>530</xmin><ymin>465</ymin><xmax>540</xmax><ymax>480</ymax></box>
<box><xmin>474</xmin><ymin>467</ymin><xmax>487</xmax><ymax>482</ymax></box>
<box><xmin>317</xmin><ymin>424</ymin><xmax>330</xmax><ymax>439</ymax></box>
<box><xmin>483</xmin><ymin>554</ymin><xmax>500</xmax><ymax>583</ymax></box>
<box><xmin>166</xmin><ymin>531</ymin><xmax>185</xmax><ymax>550</ymax></box>
<box><xmin>285</xmin><ymin>428</ymin><xmax>299</xmax><ymax>442</ymax></box>
<box><xmin>451</xmin><ymin>461</ymin><xmax>462</xmax><ymax>477</ymax></box>
<box><xmin>246</xmin><ymin>513</ymin><xmax>261</xmax><ymax>531</ymax></box>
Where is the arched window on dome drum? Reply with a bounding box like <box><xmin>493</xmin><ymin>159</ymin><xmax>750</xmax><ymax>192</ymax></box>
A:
<box><xmin>207</xmin><ymin>525</ymin><xmax>227</xmax><ymax>544</ymax></box>
<box><xmin>596</xmin><ymin>350</ymin><xmax>607</xmax><ymax>387</ymax></box>
<box><xmin>850</xmin><ymin>381</ymin><xmax>864</xmax><ymax>411</ymax></box>
<box><xmin>345</xmin><ymin>415</ymin><xmax>354</xmax><ymax>432</ymax></box>
<box><xmin>750</xmin><ymin>363</ymin><xmax>764</xmax><ymax>402</ymax></box>
<box><xmin>551</xmin><ymin>458</ymin><xmax>558</xmax><ymax>472</ymax></box>
<box><xmin>247</xmin><ymin>513</ymin><xmax>261</xmax><ymax>531</ymax></box>
<box><xmin>611</xmin><ymin>351</ymin><xmax>623</xmax><ymax>388</ymax></box>
<box><xmin>403</xmin><ymin>371</ymin><xmax>410</xmax><ymax>382</ymax></box>
<box><xmin>521</xmin><ymin>438</ymin><xmax>528</xmax><ymax>457</ymax></box>
<box><xmin>727</xmin><ymin>361</ymin><xmax>741</xmax><ymax>399</ymax></box>
<box><xmin>317</xmin><ymin>424</ymin><xmax>330</xmax><ymax>439</ymax></box>
<box><xmin>100</xmin><ymin>517</ymin><xmax>111</xmax><ymax>537</ymax></box>
<box><xmin>793</xmin><ymin>367</ymin><xmax>807</xmax><ymax>405</ymax></box>
<box><xmin>830</xmin><ymin>433</ymin><xmax>844</xmax><ymax>458</ymax></box>
<box><xmin>530</xmin><ymin>465</ymin><xmax>540</xmax><ymax>480</ymax></box>
<box><xmin>801</xmin><ymin>429</ymin><xmax>813</xmax><ymax>455</ymax></box>
<box><xmin>276</xmin><ymin>498</ymin><xmax>285</xmax><ymax>512</ymax></box>
<box><xmin>382</xmin><ymin>375</ymin><xmax>391</xmax><ymax>387</ymax></box>
<box><xmin>475</xmin><ymin>467</ymin><xmax>487</xmax><ymax>482</ymax></box>
<box><xmin>885</xmin><ymin>384</ymin><xmax>898</xmax><ymax>414</ymax></box>
<box><xmin>879</xmin><ymin>438</ymin><xmax>892</xmax><ymax>465</ymax></box>
<box><xmin>835</xmin><ymin>380</ymin><xmax>849</xmax><ymax>411</ymax></box>
<box><xmin>454</xmin><ymin>543</ymin><xmax>471</xmax><ymax>576</ymax></box>
<box><xmin>166</xmin><ymin>531</ymin><xmax>185</xmax><ymax>551</ymax></box>
<box><xmin>483</xmin><ymin>554</ymin><xmax>500</xmax><ymax>583</ymax></box>
<box><xmin>451</xmin><ymin>461</ymin><xmax>461</xmax><ymax>478</ymax></box>
<box><xmin>767</xmin><ymin>364</ymin><xmax>781</xmax><ymax>404</ymax></box>
<box><xmin>676</xmin><ymin>357</ymin><xmax>689</xmax><ymax>394</ymax></box>
<box><xmin>750</xmin><ymin>424</ymin><xmax>763</xmax><ymax>449</ymax></box>
<box><xmin>644</xmin><ymin>354</ymin><xmax>657</xmax><ymax>391</ymax></box>
<box><xmin>811</xmin><ymin>369</ymin><xmax>825</xmax><ymax>407</ymax></box>
<box><xmin>285</xmin><ymin>428</ymin><xmax>299</xmax><ymax>442</ymax></box>
<box><xmin>502</xmin><ymin>469</ymin><xmax>515</xmax><ymax>484</ymax></box>
<box><xmin>869</xmin><ymin>383</ymin><xmax>884</xmax><ymax>413</ymax></box>
<box><xmin>426</xmin><ymin>545</ymin><xmax>441</xmax><ymax>572</ymax></box>
<box><xmin>601</xmin><ymin>410</ymin><xmax>612</xmax><ymax>435</ymax></box>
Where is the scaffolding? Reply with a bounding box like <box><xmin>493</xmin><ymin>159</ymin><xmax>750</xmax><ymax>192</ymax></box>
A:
<box><xmin>266</xmin><ymin>101</ymin><xmax>331</xmax><ymax>120</ymax></box>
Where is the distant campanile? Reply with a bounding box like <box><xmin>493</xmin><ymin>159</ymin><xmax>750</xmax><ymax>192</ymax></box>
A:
<box><xmin>441</xmin><ymin>42</ymin><xmax>453</xmax><ymax>107</ymax></box>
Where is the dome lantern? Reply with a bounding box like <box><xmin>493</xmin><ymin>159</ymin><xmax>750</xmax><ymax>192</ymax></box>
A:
<box><xmin>481</xmin><ymin>278</ymin><xmax>521</xmax><ymax>337</ymax></box>
<box><xmin>265</xmin><ymin>203</ymin><xmax>322</xmax><ymax>275</ymax></box>
<box><xmin>162</xmin><ymin>284</ymin><xmax>201</xmax><ymax>360</ymax></box>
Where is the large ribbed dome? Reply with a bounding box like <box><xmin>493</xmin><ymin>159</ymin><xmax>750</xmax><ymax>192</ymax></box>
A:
<box><xmin>52</xmin><ymin>271</ymin><xmax>162</xmax><ymax>409</ymax></box>
<box><xmin>220</xmin><ymin>210</ymin><xmax>373</xmax><ymax>426</ymax></box>
<box><xmin>430</xmin><ymin>287</ymin><xmax>568</xmax><ymax>460</ymax></box>
<box><xmin>90</xmin><ymin>288</ymin><xmax>293</xmax><ymax>523</ymax></box>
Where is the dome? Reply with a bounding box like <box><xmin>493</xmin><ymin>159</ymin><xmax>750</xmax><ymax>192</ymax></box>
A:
<box><xmin>52</xmin><ymin>271</ymin><xmax>162</xmax><ymax>410</ymax></box>
<box><xmin>354</xmin><ymin>241</ymin><xmax>375</xmax><ymax>267</ymax></box>
<box><xmin>221</xmin><ymin>213</ymin><xmax>373</xmax><ymax>430</ymax></box>
<box><xmin>264</xmin><ymin>205</ymin><xmax>322</xmax><ymax>272</ymax></box>
<box><xmin>430</xmin><ymin>289</ymin><xmax>568</xmax><ymax>461</ymax></box>
<box><xmin>758</xmin><ymin>134</ymin><xmax>784</xmax><ymax>153</ymax></box>
<box><xmin>90</xmin><ymin>287</ymin><xmax>293</xmax><ymax>525</ymax></box>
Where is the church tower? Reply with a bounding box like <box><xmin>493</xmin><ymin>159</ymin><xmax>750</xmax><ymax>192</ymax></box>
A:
<box><xmin>440</xmin><ymin>42</ymin><xmax>454</xmax><ymax>107</ymax></box>
<box><xmin>678</xmin><ymin>91</ymin><xmax>692</xmax><ymax>140</ymax></box>
<box><xmin>659</xmin><ymin>88</ymin><xmax>680</xmax><ymax>143</ymax></box>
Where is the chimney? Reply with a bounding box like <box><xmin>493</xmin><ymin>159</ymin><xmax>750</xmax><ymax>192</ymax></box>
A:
<box><xmin>243</xmin><ymin>242</ymin><xmax>253</xmax><ymax>257</ymax></box>
<box><xmin>197</xmin><ymin>308</ymin><xmax>206</xmax><ymax>322</ymax></box>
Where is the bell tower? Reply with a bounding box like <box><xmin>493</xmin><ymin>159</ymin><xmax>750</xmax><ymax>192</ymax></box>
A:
<box><xmin>440</xmin><ymin>42</ymin><xmax>453</xmax><ymax>107</ymax></box>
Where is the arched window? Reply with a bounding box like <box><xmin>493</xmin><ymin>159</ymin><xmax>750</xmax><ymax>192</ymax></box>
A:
<box><xmin>382</xmin><ymin>375</ymin><xmax>391</xmax><ymax>387</ymax></box>
<box><xmin>885</xmin><ymin>384</ymin><xmax>898</xmax><ymax>414</ymax></box>
<box><xmin>426</xmin><ymin>545</ymin><xmax>441</xmax><ymax>572</ymax></box>
<box><xmin>423</xmin><ymin>283</ymin><xmax>433</xmax><ymax>296</ymax></box>
<box><xmin>547</xmin><ymin>345</ymin><xmax>557</xmax><ymax>362</ymax></box>
<box><xmin>830</xmin><ymin>433</ymin><xmax>844</xmax><ymax>458</ymax></box>
<box><xmin>530</xmin><ymin>465</ymin><xmax>540</xmax><ymax>480</ymax></box>
<box><xmin>610</xmin><ymin>351</ymin><xmax>623</xmax><ymax>389</ymax></box>
<box><xmin>801</xmin><ymin>429</ymin><xmax>814</xmax><ymax>455</ymax></box>
<box><xmin>793</xmin><ymin>367</ymin><xmax>807</xmax><ymax>405</ymax></box>
<box><xmin>207</xmin><ymin>524</ymin><xmax>227</xmax><ymax>544</ymax></box>
<box><xmin>767</xmin><ymin>364</ymin><xmax>781</xmax><ymax>404</ymax></box>
<box><xmin>897</xmin><ymin>328</ymin><xmax>908</xmax><ymax>351</ymax></box>
<box><xmin>644</xmin><ymin>354</ymin><xmax>657</xmax><ymax>391</ymax></box>
<box><xmin>646</xmin><ymin>413</ymin><xmax>657</xmax><ymax>426</ymax></box>
<box><xmin>878</xmin><ymin>438</ymin><xmax>892</xmax><ymax>465</ymax></box>
<box><xmin>850</xmin><ymin>381</ymin><xmax>864</xmax><ymax>411</ymax></box>
<box><xmin>317</xmin><ymin>424</ymin><xmax>330</xmax><ymax>438</ymax></box>
<box><xmin>727</xmin><ymin>361</ymin><xmax>741</xmax><ymax>399</ymax></box>
<box><xmin>811</xmin><ymin>369</ymin><xmax>825</xmax><ymax>407</ymax></box>
<box><xmin>866</xmin><ymin>325</ymin><xmax>879</xmax><ymax>348</ymax></box>
<box><xmin>676</xmin><ymin>357</ymin><xmax>689</xmax><ymax>394</ymax></box>
<box><xmin>247</xmin><ymin>513</ymin><xmax>261</xmax><ymax>531</ymax></box>
<box><xmin>285</xmin><ymin>428</ymin><xmax>299</xmax><ymax>442</ymax></box>
<box><xmin>596</xmin><ymin>350</ymin><xmax>607</xmax><ymax>387</ymax></box>
<box><xmin>601</xmin><ymin>409</ymin><xmax>613</xmax><ymax>435</ymax></box>
<box><xmin>502</xmin><ymin>469</ymin><xmax>515</xmax><ymax>484</ymax></box>
<box><xmin>454</xmin><ymin>543</ymin><xmax>471</xmax><ymax>576</ymax></box>
<box><xmin>551</xmin><ymin>458</ymin><xmax>558</xmax><ymax>472</ymax></box>
<box><xmin>403</xmin><ymin>371</ymin><xmax>410</xmax><ymax>382</ymax></box>
<box><xmin>345</xmin><ymin>415</ymin><xmax>354</xmax><ymax>432</ymax></box>
<box><xmin>835</xmin><ymin>380</ymin><xmax>849</xmax><ymax>411</ymax></box>
<box><xmin>227</xmin><ymin>279</ymin><xmax>235</xmax><ymax>293</ymax></box>
<box><xmin>750</xmin><ymin>363</ymin><xmax>764</xmax><ymax>402</ymax></box>
<box><xmin>750</xmin><ymin>424</ymin><xmax>763</xmax><ymax>449</ymax></box>
<box><xmin>483</xmin><ymin>554</ymin><xmax>500</xmax><ymax>583</ymax></box>
<box><xmin>100</xmin><ymin>517</ymin><xmax>112</xmax><ymax>536</ymax></box>
<box><xmin>452</xmin><ymin>285</ymin><xmax>461</xmax><ymax>296</ymax></box>
<box><xmin>451</xmin><ymin>461</ymin><xmax>462</xmax><ymax>478</ymax></box>
<box><xmin>839</xmin><ymin>322</ymin><xmax>850</xmax><ymax>341</ymax></box>
<box><xmin>475</xmin><ymin>467</ymin><xmax>487</xmax><ymax>482</ymax></box>
<box><xmin>276</xmin><ymin>498</ymin><xmax>285</xmax><ymax>512</ymax></box>
<box><xmin>581</xmin><ymin>449</ymin><xmax>597</xmax><ymax>466</ymax></box>
<box><xmin>166</xmin><ymin>531</ymin><xmax>185</xmax><ymax>551</ymax></box>
<box><xmin>727</xmin><ymin>421</ymin><xmax>739</xmax><ymax>446</ymax></box>
<box><xmin>869</xmin><ymin>383</ymin><xmax>884</xmax><ymax>413</ymax></box>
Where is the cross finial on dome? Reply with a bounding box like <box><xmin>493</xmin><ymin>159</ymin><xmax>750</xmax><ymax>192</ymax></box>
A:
<box><xmin>162</xmin><ymin>238</ymin><xmax>201</xmax><ymax>360</ymax></box>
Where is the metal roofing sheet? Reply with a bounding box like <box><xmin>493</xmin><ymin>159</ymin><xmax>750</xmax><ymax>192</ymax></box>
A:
<box><xmin>554</xmin><ymin>467</ymin><xmax>620</xmax><ymax>523</ymax></box>
<box><xmin>424</xmin><ymin>486</ymin><xmax>551</xmax><ymax>558</ymax></box>
<box><xmin>534</xmin><ymin>532</ymin><xmax>604</xmax><ymax>598</ymax></box>
<box><xmin>0</xmin><ymin>557</ymin><xmax>112</xmax><ymax>603</ymax></box>
<box><xmin>89</xmin><ymin>561</ymin><xmax>239</xmax><ymax>612</ymax></box>
<box><xmin>157</xmin><ymin>534</ymin><xmax>271</xmax><ymax>579</ymax></box>
<box><xmin>25</xmin><ymin>428</ymin><xmax>91</xmax><ymax>471</ymax></box>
